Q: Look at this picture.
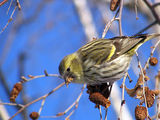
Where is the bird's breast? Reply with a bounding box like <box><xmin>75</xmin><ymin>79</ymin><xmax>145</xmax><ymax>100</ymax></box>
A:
<box><xmin>83</xmin><ymin>55</ymin><xmax>132</xmax><ymax>84</ymax></box>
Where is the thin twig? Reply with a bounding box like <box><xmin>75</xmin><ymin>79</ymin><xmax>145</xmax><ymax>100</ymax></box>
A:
<box><xmin>127</xmin><ymin>73</ymin><xmax>132</xmax><ymax>83</ymax></box>
<box><xmin>143</xmin><ymin>0</ymin><xmax>160</xmax><ymax>24</ymax></box>
<box><xmin>20</xmin><ymin>73</ymin><xmax>61</xmax><ymax>84</ymax></box>
<box><xmin>102</xmin><ymin>0</ymin><xmax>124</xmax><ymax>37</ymax></box>
<box><xmin>38</xmin><ymin>98</ymin><xmax>46</xmax><ymax>115</ymax></box>
<box><xmin>0</xmin><ymin>0</ymin><xmax>8</xmax><ymax>6</ymax></box>
<box><xmin>102</xmin><ymin>9</ymin><xmax>119</xmax><ymax>38</ymax></box>
<box><xmin>135</xmin><ymin>0</ymin><xmax>160</xmax><ymax>35</ymax></box>
<box><xmin>64</xmin><ymin>84</ymin><xmax>86</xmax><ymax>115</ymax></box>
<box><xmin>118</xmin><ymin>0</ymin><xmax>124</xmax><ymax>36</ymax></box>
<box><xmin>155</xmin><ymin>72</ymin><xmax>160</xmax><ymax>119</ymax></box>
<box><xmin>118</xmin><ymin>72</ymin><xmax>128</xmax><ymax>120</ymax></box>
<box><xmin>98</xmin><ymin>105</ymin><xmax>102</xmax><ymax>120</ymax></box>
<box><xmin>40</xmin><ymin>84</ymin><xmax>86</xmax><ymax>119</ymax></box>
<box><xmin>9</xmin><ymin>82</ymin><xmax>65</xmax><ymax>120</ymax></box>
<box><xmin>65</xmin><ymin>104</ymin><xmax>78</xmax><ymax>120</ymax></box>
<box><xmin>0</xmin><ymin>67</ymin><xmax>27</xmax><ymax>119</ymax></box>
<box><xmin>134</xmin><ymin>0</ymin><xmax>139</xmax><ymax>20</ymax></box>
<box><xmin>0</xmin><ymin>102</ymin><xmax>24</xmax><ymax>108</ymax></box>
<box><xmin>97</xmin><ymin>1</ymin><xmax>118</xmax><ymax>34</ymax></box>
<box><xmin>135</xmin><ymin>52</ymin><xmax>149</xmax><ymax>119</ymax></box>
<box><xmin>0</xmin><ymin>6</ymin><xmax>17</xmax><ymax>34</ymax></box>
<box><xmin>144</xmin><ymin>38</ymin><xmax>160</xmax><ymax>70</ymax></box>
<box><xmin>16</xmin><ymin>0</ymin><xmax>21</xmax><ymax>10</ymax></box>
<box><xmin>104</xmin><ymin>108</ymin><xmax>108</xmax><ymax>120</ymax></box>
<box><xmin>7</xmin><ymin>0</ymin><xmax>13</xmax><ymax>14</ymax></box>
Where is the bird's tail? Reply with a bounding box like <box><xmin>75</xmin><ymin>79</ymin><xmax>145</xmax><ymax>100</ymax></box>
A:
<box><xmin>127</xmin><ymin>33</ymin><xmax>160</xmax><ymax>56</ymax></box>
<box><xmin>140</xmin><ymin>33</ymin><xmax>160</xmax><ymax>42</ymax></box>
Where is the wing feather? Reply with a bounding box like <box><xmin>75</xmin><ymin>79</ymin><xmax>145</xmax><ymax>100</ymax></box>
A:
<box><xmin>77</xmin><ymin>34</ymin><xmax>158</xmax><ymax>65</ymax></box>
<box><xmin>77</xmin><ymin>39</ymin><xmax>116</xmax><ymax>65</ymax></box>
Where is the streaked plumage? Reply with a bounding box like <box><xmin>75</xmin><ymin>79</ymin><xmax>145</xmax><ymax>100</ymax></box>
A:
<box><xmin>59</xmin><ymin>34</ymin><xmax>160</xmax><ymax>85</ymax></box>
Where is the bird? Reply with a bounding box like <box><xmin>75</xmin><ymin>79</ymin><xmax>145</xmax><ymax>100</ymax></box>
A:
<box><xmin>59</xmin><ymin>34</ymin><xmax>160</xmax><ymax>86</ymax></box>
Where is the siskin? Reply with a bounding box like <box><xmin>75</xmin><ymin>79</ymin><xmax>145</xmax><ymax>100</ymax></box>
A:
<box><xmin>59</xmin><ymin>34</ymin><xmax>160</xmax><ymax>85</ymax></box>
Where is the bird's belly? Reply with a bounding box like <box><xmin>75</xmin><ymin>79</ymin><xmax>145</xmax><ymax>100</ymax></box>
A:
<box><xmin>84</xmin><ymin>55</ymin><xmax>131</xmax><ymax>85</ymax></box>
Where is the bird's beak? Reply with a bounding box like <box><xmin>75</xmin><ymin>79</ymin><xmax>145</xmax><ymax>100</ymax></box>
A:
<box><xmin>63</xmin><ymin>74</ymin><xmax>73</xmax><ymax>87</ymax></box>
<box><xmin>65</xmin><ymin>80</ymin><xmax>69</xmax><ymax>88</ymax></box>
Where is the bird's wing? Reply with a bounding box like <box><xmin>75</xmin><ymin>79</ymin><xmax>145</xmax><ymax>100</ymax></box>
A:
<box><xmin>110</xmin><ymin>34</ymin><xmax>160</xmax><ymax>58</ymax></box>
<box><xmin>77</xmin><ymin>34</ymin><xmax>159</xmax><ymax>65</ymax></box>
<box><xmin>77</xmin><ymin>39</ymin><xmax>116</xmax><ymax>65</ymax></box>
<box><xmin>111</xmin><ymin>35</ymin><xmax>148</xmax><ymax>56</ymax></box>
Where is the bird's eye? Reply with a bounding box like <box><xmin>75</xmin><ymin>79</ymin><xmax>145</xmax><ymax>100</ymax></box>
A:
<box><xmin>66</xmin><ymin>67</ymin><xmax>70</xmax><ymax>72</ymax></box>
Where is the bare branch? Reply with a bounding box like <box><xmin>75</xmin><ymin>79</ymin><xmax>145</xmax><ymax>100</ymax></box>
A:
<box><xmin>98</xmin><ymin>105</ymin><xmax>103</xmax><ymax>120</ymax></box>
<box><xmin>9</xmin><ymin>82</ymin><xmax>65</xmax><ymax>120</ymax></box>
<box><xmin>135</xmin><ymin>52</ymin><xmax>149</xmax><ymax>119</ymax></box>
<box><xmin>118</xmin><ymin>72</ymin><xmax>128</xmax><ymax>120</ymax></box>
<box><xmin>40</xmin><ymin>84</ymin><xmax>86</xmax><ymax>119</ymax></box>
<box><xmin>0</xmin><ymin>0</ymin><xmax>8</xmax><ymax>6</ymax></box>
<box><xmin>0</xmin><ymin>6</ymin><xmax>17</xmax><ymax>34</ymax></box>
<box><xmin>144</xmin><ymin>38</ymin><xmax>160</xmax><ymax>70</ymax></box>
<box><xmin>20</xmin><ymin>73</ymin><xmax>61</xmax><ymax>84</ymax></box>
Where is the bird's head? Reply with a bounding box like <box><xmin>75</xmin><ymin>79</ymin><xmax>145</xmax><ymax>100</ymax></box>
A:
<box><xmin>59</xmin><ymin>53</ymin><xmax>83</xmax><ymax>85</ymax></box>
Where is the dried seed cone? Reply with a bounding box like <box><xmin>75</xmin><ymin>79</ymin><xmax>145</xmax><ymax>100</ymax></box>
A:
<box><xmin>135</xmin><ymin>105</ymin><xmax>147</xmax><ymax>120</ymax></box>
<box><xmin>29</xmin><ymin>112</ymin><xmax>39</xmax><ymax>120</ymax></box>
<box><xmin>145</xmin><ymin>89</ymin><xmax>155</xmax><ymax>108</ymax></box>
<box><xmin>149</xmin><ymin>57</ymin><xmax>158</xmax><ymax>66</ymax></box>
<box><xmin>89</xmin><ymin>92</ymin><xmax>111</xmax><ymax>108</ymax></box>
<box><xmin>14</xmin><ymin>83</ymin><xmax>22</xmax><ymax>91</ymax></box>
<box><xmin>110</xmin><ymin>0</ymin><xmax>120</xmax><ymax>11</ymax></box>
<box><xmin>87</xmin><ymin>83</ymin><xmax>111</xmax><ymax>99</ymax></box>
<box><xmin>137</xmin><ymin>74</ymin><xmax>149</xmax><ymax>85</ymax></box>
<box><xmin>10</xmin><ymin>83</ymin><xmax>23</xmax><ymax>102</ymax></box>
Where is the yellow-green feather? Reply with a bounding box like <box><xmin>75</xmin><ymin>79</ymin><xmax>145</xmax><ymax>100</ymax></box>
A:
<box><xmin>63</xmin><ymin>54</ymin><xmax>77</xmax><ymax>69</ymax></box>
<box><xmin>106</xmin><ymin>45</ymin><xmax>116</xmax><ymax>61</ymax></box>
